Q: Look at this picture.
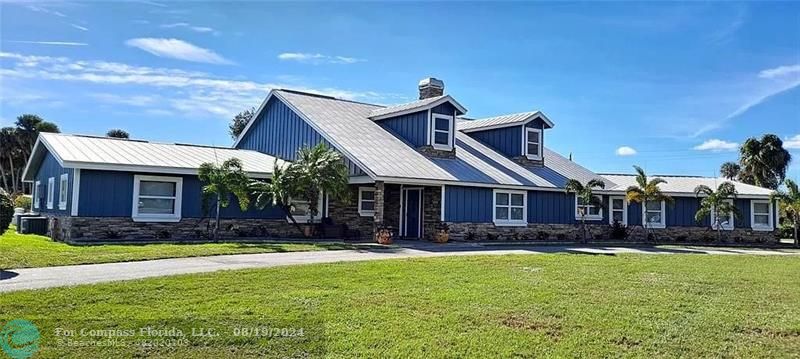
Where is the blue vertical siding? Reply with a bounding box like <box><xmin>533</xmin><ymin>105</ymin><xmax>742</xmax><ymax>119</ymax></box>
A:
<box><xmin>379</xmin><ymin>110</ymin><xmax>429</xmax><ymax>147</ymax></box>
<box><xmin>432</xmin><ymin>102</ymin><xmax>458</xmax><ymax>116</ymax></box>
<box><xmin>468</xmin><ymin>126</ymin><xmax>522</xmax><ymax>158</ymax></box>
<box><xmin>443</xmin><ymin>186</ymin><xmax>493</xmax><ymax>222</ymax></box>
<box><xmin>32</xmin><ymin>151</ymin><xmax>72</xmax><ymax>215</ymax></box>
<box><xmin>78</xmin><ymin>170</ymin><xmax>285</xmax><ymax>219</ymax></box>
<box><xmin>465</xmin><ymin>118</ymin><xmax>547</xmax><ymax>159</ymax></box>
<box><xmin>528</xmin><ymin>191</ymin><xmax>606</xmax><ymax>224</ymax></box>
<box><xmin>236</xmin><ymin>97</ymin><xmax>365</xmax><ymax>176</ymax></box>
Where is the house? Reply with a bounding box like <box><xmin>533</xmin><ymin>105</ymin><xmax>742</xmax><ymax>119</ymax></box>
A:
<box><xmin>22</xmin><ymin>78</ymin><xmax>778</xmax><ymax>243</ymax></box>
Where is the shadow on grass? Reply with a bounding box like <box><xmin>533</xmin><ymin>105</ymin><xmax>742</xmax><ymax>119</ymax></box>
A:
<box><xmin>0</xmin><ymin>270</ymin><xmax>19</xmax><ymax>280</ymax></box>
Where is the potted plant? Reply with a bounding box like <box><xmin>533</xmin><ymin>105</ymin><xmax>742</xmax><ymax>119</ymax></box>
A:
<box><xmin>375</xmin><ymin>222</ymin><xmax>393</xmax><ymax>245</ymax></box>
<box><xmin>434</xmin><ymin>221</ymin><xmax>450</xmax><ymax>243</ymax></box>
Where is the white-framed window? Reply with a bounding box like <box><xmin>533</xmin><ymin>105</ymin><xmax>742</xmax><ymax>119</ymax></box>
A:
<box><xmin>58</xmin><ymin>173</ymin><xmax>68</xmax><ymax>210</ymax></box>
<box><xmin>431</xmin><ymin>113</ymin><xmax>453</xmax><ymax>150</ymax></box>
<box><xmin>711</xmin><ymin>200</ymin><xmax>734</xmax><ymax>231</ymax></box>
<box><xmin>750</xmin><ymin>200</ymin><xmax>773</xmax><ymax>231</ymax></box>
<box><xmin>609</xmin><ymin>196</ymin><xmax>627</xmax><ymax>225</ymax></box>
<box><xmin>493</xmin><ymin>189</ymin><xmax>526</xmax><ymax>226</ymax></box>
<box><xmin>132</xmin><ymin>175</ymin><xmax>183</xmax><ymax>222</ymax></box>
<box><xmin>642</xmin><ymin>200</ymin><xmax>666</xmax><ymax>229</ymax></box>
<box><xmin>524</xmin><ymin>128</ymin><xmax>542</xmax><ymax>160</ymax></box>
<box><xmin>46</xmin><ymin>177</ymin><xmax>54</xmax><ymax>209</ymax></box>
<box><xmin>289</xmin><ymin>193</ymin><xmax>325</xmax><ymax>223</ymax></box>
<box><xmin>358</xmin><ymin>187</ymin><xmax>376</xmax><ymax>217</ymax></box>
<box><xmin>33</xmin><ymin>180</ymin><xmax>41</xmax><ymax>209</ymax></box>
<box><xmin>575</xmin><ymin>195</ymin><xmax>603</xmax><ymax>220</ymax></box>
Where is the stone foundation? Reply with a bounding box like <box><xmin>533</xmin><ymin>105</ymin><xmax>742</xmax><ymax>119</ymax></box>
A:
<box><xmin>447</xmin><ymin>222</ymin><xmax>777</xmax><ymax>244</ymax></box>
<box><xmin>512</xmin><ymin>156</ymin><xmax>544</xmax><ymax>167</ymax></box>
<box><xmin>45</xmin><ymin>216</ymin><xmax>303</xmax><ymax>243</ymax></box>
<box><xmin>422</xmin><ymin>186</ymin><xmax>442</xmax><ymax>240</ymax></box>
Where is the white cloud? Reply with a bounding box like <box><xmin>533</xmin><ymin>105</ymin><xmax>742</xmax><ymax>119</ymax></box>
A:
<box><xmin>125</xmin><ymin>38</ymin><xmax>233</xmax><ymax>65</ymax></box>
<box><xmin>615</xmin><ymin>146</ymin><xmax>637</xmax><ymax>156</ymax></box>
<box><xmin>278</xmin><ymin>52</ymin><xmax>365</xmax><ymax>65</ymax></box>
<box><xmin>785</xmin><ymin>134</ymin><xmax>800</xmax><ymax>150</ymax></box>
<box><xmin>160</xmin><ymin>23</ymin><xmax>218</xmax><ymax>35</ymax></box>
<box><xmin>690</xmin><ymin>63</ymin><xmax>800</xmax><ymax>137</ymax></box>
<box><xmin>693</xmin><ymin>139</ymin><xmax>739</xmax><ymax>152</ymax></box>
<box><xmin>5</xmin><ymin>40</ymin><xmax>87</xmax><ymax>46</ymax></box>
<box><xmin>0</xmin><ymin>51</ymin><xmax>397</xmax><ymax>120</ymax></box>
<box><xmin>69</xmin><ymin>23</ymin><xmax>89</xmax><ymax>31</ymax></box>
<box><xmin>759</xmin><ymin>64</ymin><xmax>800</xmax><ymax>79</ymax></box>
<box><xmin>26</xmin><ymin>5</ymin><xmax>66</xmax><ymax>18</ymax></box>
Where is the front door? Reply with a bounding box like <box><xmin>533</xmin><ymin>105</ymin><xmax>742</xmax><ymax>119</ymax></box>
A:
<box><xmin>402</xmin><ymin>188</ymin><xmax>422</xmax><ymax>238</ymax></box>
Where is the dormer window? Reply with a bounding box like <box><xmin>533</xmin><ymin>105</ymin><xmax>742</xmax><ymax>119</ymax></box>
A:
<box><xmin>432</xmin><ymin>113</ymin><xmax>453</xmax><ymax>150</ymax></box>
<box><xmin>525</xmin><ymin>128</ymin><xmax>542</xmax><ymax>160</ymax></box>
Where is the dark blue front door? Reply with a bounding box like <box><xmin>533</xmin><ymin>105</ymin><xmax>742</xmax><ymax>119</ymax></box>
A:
<box><xmin>404</xmin><ymin>189</ymin><xmax>421</xmax><ymax>238</ymax></box>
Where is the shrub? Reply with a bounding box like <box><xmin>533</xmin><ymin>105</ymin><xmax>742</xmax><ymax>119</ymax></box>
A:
<box><xmin>609</xmin><ymin>220</ymin><xmax>627</xmax><ymax>240</ymax></box>
<box><xmin>0</xmin><ymin>189</ymin><xmax>12</xmax><ymax>232</ymax></box>
<box><xmin>13</xmin><ymin>195</ymin><xmax>32</xmax><ymax>210</ymax></box>
<box><xmin>778</xmin><ymin>223</ymin><xmax>794</xmax><ymax>239</ymax></box>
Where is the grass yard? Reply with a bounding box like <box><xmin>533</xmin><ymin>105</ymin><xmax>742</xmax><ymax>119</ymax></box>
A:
<box><xmin>0</xmin><ymin>227</ymin><xmax>350</xmax><ymax>269</ymax></box>
<box><xmin>0</xmin><ymin>254</ymin><xmax>798</xmax><ymax>358</ymax></box>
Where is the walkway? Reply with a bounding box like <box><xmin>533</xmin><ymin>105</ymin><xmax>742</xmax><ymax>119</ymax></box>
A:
<box><xmin>1</xmin><ymin>243</ymin><xmax>797</xmax><ymax>293</ymax></box>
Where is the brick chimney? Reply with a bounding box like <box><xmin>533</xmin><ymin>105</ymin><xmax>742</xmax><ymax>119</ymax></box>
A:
<box><xmin>418</xmin><ymin>77</ymin><xmax>444</xmax><ymax>100</ymax></box>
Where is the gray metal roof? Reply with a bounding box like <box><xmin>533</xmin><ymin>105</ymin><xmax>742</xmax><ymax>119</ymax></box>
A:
<box><xmin>458</xmin><ymin>111</ymin><xmax>554</xmax><ymax>132</ymax></box>
<box><xmin>276</xmin><ymin>90</ymin><xmax>606</xmax><ymax>190</ymax></box>
<box><xmin>23</xmin><ymin>133</ymin><xmax>286</xmax><ymax>180</ymax></box>
<box><xmin>600</xmin><ymin>174</ymin><xmax>774</xmax><ymax>197</ymax></box>
<box><xmin>368</xmin><ymin>95</ymin><xmax>467</xmax><ymax>119</ymax></box>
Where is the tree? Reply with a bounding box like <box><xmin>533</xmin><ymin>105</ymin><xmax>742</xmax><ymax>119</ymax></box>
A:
<box><xmin>564</xmin><ymin>178</ymin><xmax>605</xmax><ymax>243</ymax></box>
<box><xmin>694</xmin><ymin>182</ymin><xmax>740</xmax><ymax>242</ymax></box>
<box><xmin>737</xmin><ymin>134</ymin><xmax>792</xmax><ymax>190</ymax></box>
<box><xmin>250</xmin><ymin>143</ymin><xmax>350</xmax><ymax>237</ymax></box>
<box><xmin>198</xmin><ymin>158</ymin><xmax>251</xmax><ymax>239</ymax></box>
<box><xmin>625</xmin><ymin>165</ymin><xmax>674</xmax><ymax>240</ymax></box>
<box><xmin>0</xmin><ymin>115</ymin><xmax>60</xmax><ymax>194</ymax></box>
<box><xmin>106</xmin><ymin>129</ymin><xmax>130</xmax><ymax>139</ymax></box>
<box><xmin>772</xmin><ymin>179</ymin><xmax>800</xmax><ymax>247</ymax></box>
<box><xmin>250</xmin><ymin>161</ymin><xmax>305</xmax><ymax>236</ymax></box>
<box><xmin>229</xmin><ymin>107</ymin><xmax>255</xmax><ymax>140</ymax></box>
<box><xmin>720</xmin><ymin>162</ymin><xmax>741</xmax><ymax>180</ymax></box>
<box><xmin>0</xmin><ymin>188</ymin><xmax>12</xmax><ymax>232</ymax></box>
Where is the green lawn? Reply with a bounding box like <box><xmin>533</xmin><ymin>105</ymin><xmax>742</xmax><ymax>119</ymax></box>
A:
<box><xmin>1</xmin><ymin>254</ymin><xmax>798</xmax><ymax>358</ymax></box>
<box><xmin>0</xmin><ymin>227</ymin><xmax>350</xmax><ymax>269</ymax></box>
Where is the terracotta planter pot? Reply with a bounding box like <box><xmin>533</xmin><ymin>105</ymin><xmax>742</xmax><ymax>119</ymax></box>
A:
<box><xmin>376</xmin><ymin>229</ymin><xmax>393</xmax><ymax>245</ymax></box>
<box><xmin>434</xmin><ymin>230</ymin><xmax>449</xmax><ymax>243</ymax></box>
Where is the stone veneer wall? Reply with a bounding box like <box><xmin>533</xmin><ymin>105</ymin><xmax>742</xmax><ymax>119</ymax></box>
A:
<box><xmin>327</xmin><ymin>185</ymin><xmax>376</xmax><ymax>240</ymax></box>
<box><xmin>422</xmin><ymin>186</ymin><xmax>442</xmax><ymax>240</ymax></box>
<box><xmin>41</xmin><ymin>214</ymin><xmax>302</xmax><ymax>243</ymax></box>
<box><xmin>512</xmin><ymin>156</ymin><xmax>544</xmax><ymax>167</ymax></box>
<box><xmin>447</xmin><ymin>222</ymin><xmax>777</xmax><ymax>244</ymax></box>
<box><xmin>418</xmin><ymin>146</ymin><xmax>456</xmax><ymax>159</ymax></box>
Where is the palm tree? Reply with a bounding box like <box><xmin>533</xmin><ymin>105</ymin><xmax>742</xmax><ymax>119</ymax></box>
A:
<box><xmin>564</xmin><ymin>178</ymin><xmax>605</xmax><ymax>243</ymax></box>
<box><xmin>694</xmin><ymin>182</ymin><xmax>740</xmax><ymax>242</ymax></box>
<box><xmin>738</xmin><ymin>134</ymin><xmax>792</xmax><ymax>190</ymax></box>
<box><xmin>625</xmin><ymin>166</ymin><xmax>674</xmax><ymax>241</ymax></box>
<box><xmin>251</xmin><ymin>161</ymin><xmax>305</xmax><ymax>236</ymax></box>
<box><xmin>772</xmin><ymin>179</ymin><xmax>800</xmax><ymax>247</ymax></box>
<box><xmin>198</xmin><ymin>158</ymin><xmax>251</xmax><ymax>239</ymax></box>
<box><xmin>106</xmin><ymin>129</ymin><xmax>130</xmax><ymax>139</ymax></box>
<box><xmin>250</xmin><ymin>144</ymin><xmax>350</xmax><ymax>238</ymax></box>
<box><xmin>0</xmin><ymin>128</ymin><xmax>16</xmax><ymax>192</ymax></box>
<box><xmin>720</xmin><ymin>162</ymin><xmax>741</xmax><ymax>180</ymax></box>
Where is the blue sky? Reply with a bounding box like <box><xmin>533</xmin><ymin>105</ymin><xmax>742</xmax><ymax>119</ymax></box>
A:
<box><xmin>1</xmin><ymin>1</ymin><xmax>798</xmax><ymax>179</ymax></box>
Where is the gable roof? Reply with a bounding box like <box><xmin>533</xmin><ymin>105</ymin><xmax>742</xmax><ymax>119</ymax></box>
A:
<box><xmin>368</xmin><ymin>95</ymin><xmax>467</xmax><ymax>120</ymax></box>
<box><xmin>458</xmin><ymin>111</ymin><xmax>554</xmax><ymax>132</ymax></box>
<box><xmin>23</xmin><ymin>133</ymin><xmax>286</xmax><ymax>181</ymax></box>
<box><xmin>600</xmin><ymin>174</ymin><xmax>774</xmax><ymax>197</ymax></box>
<box><xmin>264</xmin><ymin>89</ymin><xmax>606</xmax><ymax>190</ymax></box>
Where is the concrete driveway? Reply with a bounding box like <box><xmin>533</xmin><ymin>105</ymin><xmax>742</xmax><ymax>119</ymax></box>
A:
<box><xmin>1</xmin><ymin>243</ymin><xmax>798</xmax><ymax>293</ymax></box>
